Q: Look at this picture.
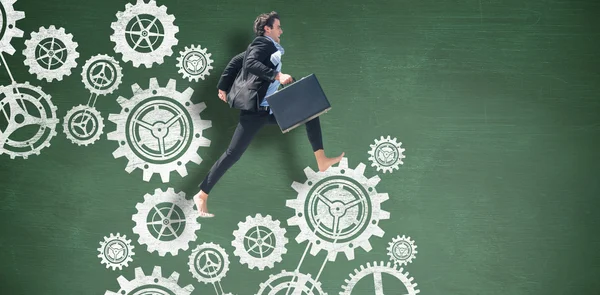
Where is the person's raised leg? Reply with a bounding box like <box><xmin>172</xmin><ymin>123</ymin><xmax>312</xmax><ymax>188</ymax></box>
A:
<box><xmin>194</xmin><ymin>111</ymin><xmax>266</xmax><ymax>217</ymax></box>
<box><xmin>304</xmin><ymin>116</ymin><xmax>344</xmax><ymax>172</ymax></box>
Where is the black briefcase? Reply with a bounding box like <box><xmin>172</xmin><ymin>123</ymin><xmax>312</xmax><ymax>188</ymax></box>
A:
<box><xmin>265</xmin><ymin>73</ymin><xmax>332</xmax><ymax>133</ymax></box>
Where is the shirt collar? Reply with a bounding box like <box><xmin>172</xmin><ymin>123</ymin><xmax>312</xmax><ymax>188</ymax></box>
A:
<box><xmin>264</xmin><ymin>35</ymin><xmax>284</xmax><ymax>55</ymax></box>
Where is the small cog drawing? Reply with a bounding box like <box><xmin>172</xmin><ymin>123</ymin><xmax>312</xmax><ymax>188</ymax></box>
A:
<box><xmin>232</xmin><ymin>213</ymin><xmax>288</xmax><ymax>271</ymax></box>
<box><xmin>110</xmin><ymin>0</ymin><xmax>179</xmax><ymax>68</ymax></box>
<box><xmin>23</xmin><ymin>25</ymin><xmax>79</xmax><ymax>82</ymax></box>
<box><xmin>387</xmin><ymin>235</ymin><xmax>417</xmax><ymax>266</ymax></box>
<box><xmin>97</xmin><ymin>233</ymin><xmax>135</xmax><ymax>271</ymax></box>
<box><xmin>176</xmin><ymin>44</ymin><xmax>214</xmax><ymax>82</ymax></box>
<box><xmin>286</xmin><ymin>157</ymin><xmax>390</xmax><ymax>261</ymax></box>
<box><xmin>256</xmin><ymin>270</ymin><xmax>327</xmax><ymax>295</ymax></box>
<box><xmin>339</xmin><ymin>261</ymin><xmax>420</xmax><ymax>295</ymax></box>
<box><xmin>104</xmin><ymin>265</ymin><xmax>194</xmax><ymax>295</ymax></box>
<box><xmin>62</xmin><ymin>104</ymin><xmax>104</xmax><ymax>146</ymax></box>
<box><xmin>368</xmin><ymin>135</ymin><xmax>406</xmax><ymax>173</ymax></box>
<box><xmin>0</xmin><ymin>82</ymin><xmax>59</xmax><ymax>159</ymax></box>
<box><xmin>0</xmin><ymin>0</ymin><xmax>26</xmax><ymax>55</ymax></box>
<box><xmin>106</xmin><ymin>77</ymin><xmax>212</xmax><ymax>183</ymax></box>
<box><xmin>187</xmin><ymin>242</ymin><xmax>230</xmax><ymax>284</ymax></box>
<box><xmin>81</xmin><ymin>54</ymin><xmax>123</xmax><ymax>95</ymax></box>
<box><xmin>132</xmin><ymin>187</ymin><xmax>200</xmax><ymax>257</ymax></box>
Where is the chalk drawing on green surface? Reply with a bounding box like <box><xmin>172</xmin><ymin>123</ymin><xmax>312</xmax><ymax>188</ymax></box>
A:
<box><xmin>81</xmin><ymin>54</ymin><xmax>123</xmax><ymax>96</ymax></box>
<box><xmin>176</xmin><ymin>44</ymin><xmax>214</xmax><ymax>82</ymax></box>
<box><xmin>286</xmin><ymin>157</ymin><xmax>390</xmax><ymax>261</ymax></box>
<box><xmin>0</xmin><ymin>0</ymin><xmax>25</xmax><ymax>55</ymax></box>
<box><xmin>387</xmin><ymin>234</ymin><xmax>417</xmax><ymax>266</ymax></box>
<box><xmin>232</xmin><ymin>213</ymin><xmax>288</xmax><ymax>271</ymax></box>
<box><xmin>0</xmin><ymin>82</ymin><xmax>59</xmax><ymax>159</ymax></box>
<box><xmin>104</xmin><ymin>265</ymin><xmax>194</xmax><ymax>295</ymax></box>
<box><xmin>256</xmin><ymin>270</ymin><xmax>326</xmax><ymax>295</ymax></box>
<box><xmin>131</xmin><ymin>187</ymin><xmax>201</xmax><ymax>257</ymax></box>
<box><xmin>187</xmin><ymin>242</ymin><xmax>230</xmax><ymax>284</ymax></box>
<box><xmin>340</xmin><ymin>261</ymin><xmax>420</xmax><ymax>295</ymax></box>
<box><xmin>62</xmin><ymin>104</ymin><xmax>104</xmax><ymax>146</ymax></box>
<box><xmin>110</xmin><ymin>0</ymin><xmax>179</xmax><ymax>68</ymax></box>
<box><xmin>23</xmin><ymin>25</ymin><xmax>79</xmax><ymax>82</ymax></box>
<box><xmin>97</xmin><ymin>232</ymin><xmax>135</xmax><ymax>271</ymax></box>
<box><xmin>368</xmin><ymin>135</ymin><xmax>406</xmax><ymax>173</ymax></box>
<box><xmin>106</xmin><ymin>78</ymin><xmax>212</xmax><ymax>183</ymax></box>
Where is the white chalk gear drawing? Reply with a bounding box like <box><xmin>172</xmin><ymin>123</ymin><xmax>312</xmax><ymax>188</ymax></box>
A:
<box><xmin>0</xmin><ymin>0</ymin><xmax>25</xmax><ymax>55</ymax></box>
<box><xmin>110</xmin><ymin>0</ymin><xmax>179</xmax><ymax>68</ymax></box>
<box><xmin>62</xmin><ymin>104</ymin><xmax>104</xmax><ymax>146</ymax></box>
<box><xmin>256</xmin><ymin>270</ymin><xmax>327</xmax><ymax>295</ymax></box>
<box><xmin>0</xmin><ymin>82</ymin><xmax>58</xmax><ymax>159</ymax></box>
<box><xmin>97</xmin><ymin>233</ymin><xmax>135</xmax><ymax>271</ymax></box>
<box><xmin>104</xmin><ymin>266</ymin><xmax>194</xmax><ymax>295</ymax></box>
<box><xmin>368</xmin><ymin>135</ymin><xmax>406</xmax><ymax>173</ymax></box>
<box><xmin>187</xmin><ymin>242</ymin><xmax>230</xmax><ymax>284</ymax></box>
<box><xmin>286</xmin><ymin>157</ymin><xmax>390</xmax><ymax>261</ymax></box>
<box><xmin>176</xmin><ymin>44</ymin><xmax>214</xmax><ymax>82</ymax></box>
<box><xmin>22</xmin><ymin>25</ymin><xmax>79</xmax><ymax>82</ymax></box>
<box><xmin>387</xmin><ymin>235</ymin><xmax>417</xmax><ymax>266</ymax></box>
<box><xmin>232</xmin><ymin>213</ymin><xmax>288</xmax><ymax>271</ymax></box>
<box><xmin>106</xmin><ymin>78</ymin><xmax>211</xmax><ymax>183</ymax></box>
<box><xmin>339</xmin><ymin>261</ymin><xmax>420</xmax><ymax>295</ymax></box>
<box><xmin>81</xmin><ymin>54</ymin><xmax>123</xmax><ymax>95</ymax></box>
<box><xmin>131</xmin><ymin>187</ymin><xmax>201</xmax><ymax>256</ymax></box>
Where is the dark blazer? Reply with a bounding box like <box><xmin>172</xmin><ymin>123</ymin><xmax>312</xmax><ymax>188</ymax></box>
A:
<box><xmin>217</xmin><ymin>36</ymin><xmax>280</xmax><ymax>112</ymax></box>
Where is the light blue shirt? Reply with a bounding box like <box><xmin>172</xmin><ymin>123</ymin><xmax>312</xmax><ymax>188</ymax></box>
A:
<box><xmin>260</xmin><ymin>36</ymin><xmax>284</xmax><ymax>114</ymax></box>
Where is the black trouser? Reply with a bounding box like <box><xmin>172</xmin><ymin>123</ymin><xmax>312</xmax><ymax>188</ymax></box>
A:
<box><xmin>199</xmin><ymin>109</ymin><xmax>324</xmax><ymax>194</ymax></box>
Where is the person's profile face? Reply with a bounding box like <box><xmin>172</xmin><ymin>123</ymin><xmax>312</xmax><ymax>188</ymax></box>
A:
<box><xmin>265</xmin><ymin>18</ymin><xmax>283</xmax><ymax>43</ymax></box>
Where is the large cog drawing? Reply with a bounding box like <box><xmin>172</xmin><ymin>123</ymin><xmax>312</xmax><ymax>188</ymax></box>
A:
<box><xmin>387</xmin><ymin>235</ymin><xmax>417</xmax><ymax>266</ymax></box>
<box><xmin>62</xmin><ymin>104</ymin><xmax>104</xmax><ymax>146</ymax></box>
<box><xmin>106</xmin><ymin>77</ymin><xmax>212</xmax><ymax>183</ymax></box>
<box><xmin>176</xmin><ymin>44</ymin><xmax>214</xmax><ymax>82</ymax></box>
<box><xmin>131</xmin><ymin>187</ymin><xmax>201</xmax><ymax>257</ymax></box>
<box><xmin>367</xmin><ymin>135</ymin><xmax>406</xmax><ymax>173</ymax></box>
<box><xmin>97</xmin><ymin>233</ymin><xmax>135</xmax><ymax>271</ymax></box>
<box><xmin>0</xmin><ymin>82</ymin><xmax>58</xmax><ymax>159</ymax></box>
<box><xmin>339</xmin><ymin>261</ymin><xmax>420</xmax><ymax>295</ymax></box>
<box><xmin>256</xmin><ymin>270</ymin><xmax>327</xmax><ymax>295</ymax></box>
<box><xmin>110</xmin><ymin>0</ymin><xmax>179</xmax><ymax>68</ymax></box>
<box><xmin>0</xmin><ymin>0</ymin><xmax>25</xmax><ymax>55</ymax></box>
<box><xmin>23</xmin><ymin>25</ymin><xmax>79</xmax><ymax>82</ymax></box>
<box><xmin>104</xmin><ymin>265</ymin><xmax>194</xmax><ymax>295</ymax></box>
<box><xmin>286</xmin><ymin>157</ymin><xmax>390</xmax><ymax>261</ymax></box>
<box><xmin>81</xmin><ymin>54</ymin><xmax>123</xmax><ymax>95</ymax></box>
<box><xmin>232</xmin><ymin>213</ymin><xmax>288</xmax><ymax>271</ymax></box>
<box><xmin>187</xmin><ymin>242</ymin><xmax>230</xmax><ymax>284</ymax></box>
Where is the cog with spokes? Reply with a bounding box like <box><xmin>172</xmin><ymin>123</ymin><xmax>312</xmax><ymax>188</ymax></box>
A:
<box><xmin>110</xmin><ymin>0</ymin><xmax>179</xmax><ymax>68</ymax></box>
<box><xmin>286</xmin><ymin>157</ymin><xmax>390</xmax><ymax>261</ymax></box>
<box><xmin>232</xmin><ymin>213</ymin><xmax>288</xmax><ymax>271</ymax></box>
<box><xmin>23</xmin><ymin>25</ymin><xmax>79</xmax><ymax>82</ymax></box>
<box><xmin>62</xmin><ymin>104</ymin><xmax>104</xmax><ymax>146</ymax></box>
<box><xmin>367</xmin><ymin>135</ymin><xmax>406</xmax><ymax>173</ymax></box>
<box><xmin>131</xmin><ymin>187</ymin><xmax>200</xmax><ymax>257</ymax></box>
<box><xmin>176</xmin><ymin>44</ymin><xmax>214</xmax><ymax>82</ymax></box>
<box><xmin>256</xmin><ymin>270</ymin><xmax>327</xmax><ymax>295</ymax></box>
<box><xmin>104</xmin><ymin>266</ymin><xmax>194</xmax><ymax>295</ymax></box>
<box><xmin>387</xmin><ymin>235</ymin><xmax>417</xmax><ymax>266</ymax></box>
<box><xmin>339</xmin><ymin>261</ymin><xmax>420</xmax><ymax>295</ymax></box>
<box><xmin>97</xmin><ymin>233</ymin><xmax>135</xmax><ymax>271</ymax></box>
<box><xmin>81</xmin><ymin>54</ymin><xmax>123</xmax><ymax>95</ymax></box>
<box><xmin>0</xmin><ymin>0</ymin><xmax>26</xmax><ymax>55</ymax></box>
<box><xmin>0</xmin><ymin>82</ymin><xmax>59</xmax><ymax>159</ymax></box>
<box><xmin>106</xmin><ymin>77</ymin><xmax>212</xmax><ymax>183</ymax></box>
<box><xmin>187</xmin><ymin>242</ymin><xmax>230</xmax><ymax>284</ymax></box>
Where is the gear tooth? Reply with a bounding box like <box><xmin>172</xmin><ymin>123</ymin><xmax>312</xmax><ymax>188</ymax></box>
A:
<box><xmin>303</xmin><ymin>166</ymin><xmax>317</xmax><ymax>179</ymax></box>
<box><xmin>130</xmin><ymin>83</ymin><xmax>141</xmax><ymax>94</ymax></box>
<box><xmin>169</xmin><ymin>271</ymin><xmax>180</xmax><ymax>282</ymax></box>
<box><xmin>149</xmin><ymin>78</ymin><xmax>160</xmax><ymax>89</ymax></box>
<box><xmin>166</xmin><ymin>78</ymin><xmax>177</xmax><ymax>90</ymax></box>
<box><xmin>355</xmin><ymin>162</ymin><xmax>366</xmax><ymax>175</ymax></box>
<box><xmin>338</xmin><ymin>157</ymin><xmax>349</xmax><ymax>168</ymax></box>
<box><xmin>291</xmin><ymin>181</ymin><xmax>305</xmax><ymax>192</ymax></box>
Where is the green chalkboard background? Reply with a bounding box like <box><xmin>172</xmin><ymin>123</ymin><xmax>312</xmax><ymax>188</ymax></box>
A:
<box><xmin>1</xmin><ymin>0</ymin><xmax>599</xmax><ymax>294</ymax></box>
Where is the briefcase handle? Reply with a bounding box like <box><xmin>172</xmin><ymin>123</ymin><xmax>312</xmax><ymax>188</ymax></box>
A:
<box><xmin>280</xmin><ymin>77</ymin><xmax>296</xmax><ymax>89</ymax></box>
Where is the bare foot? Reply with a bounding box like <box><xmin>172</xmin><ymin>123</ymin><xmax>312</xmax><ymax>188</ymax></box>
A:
<box><xmin>317</xmin><ymin>152</ymin><xmax>345</xmax><ymax>172</ymax></box>
<box><xmin>193</xmin><ymin>191</ymin><xmax>214</xmax><ymax>218</ymax></box>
